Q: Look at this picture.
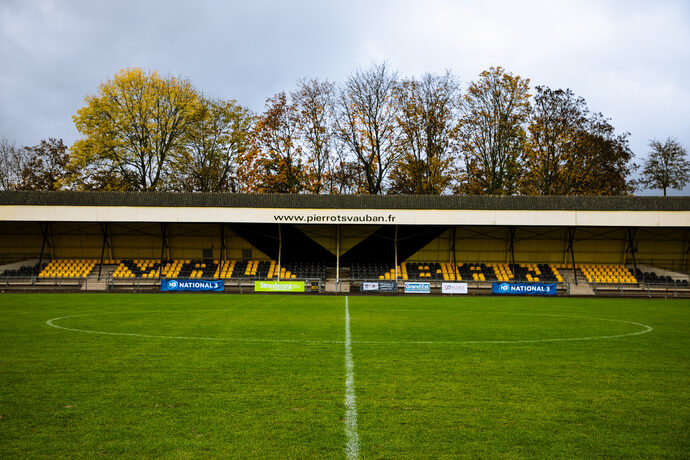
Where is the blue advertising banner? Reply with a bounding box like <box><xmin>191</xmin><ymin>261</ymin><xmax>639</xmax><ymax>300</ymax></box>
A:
<box><xmin>492</xmin><ymin>282</ymin><xmax>557</xmax><ymax>296</ymax></box>
<box><xmin>404</xmin><ymin>282</ymin><xmax>431</xmax><ymax>294</ymax></box>
<box><xmin>161</xmin><ymin>279</ymin><xmax>224</xmax><ymax>292</ymax></box>
<box><xmin>378</xmin><ymin>281</ymin><xmax>398</xmax><ymax>292</ymax></box>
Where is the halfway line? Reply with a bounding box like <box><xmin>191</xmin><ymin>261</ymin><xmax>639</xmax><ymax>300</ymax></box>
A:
<box><xmin>344</xmin><ymin>296</ymin><xmax>360</xmax><ymax>459</ymax></box>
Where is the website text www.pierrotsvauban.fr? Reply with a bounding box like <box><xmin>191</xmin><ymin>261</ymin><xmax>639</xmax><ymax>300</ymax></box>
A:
<box><xmin>273</xmin><ymin>214</ymin><xmax>396</xmax><ymax>223</ymax></box>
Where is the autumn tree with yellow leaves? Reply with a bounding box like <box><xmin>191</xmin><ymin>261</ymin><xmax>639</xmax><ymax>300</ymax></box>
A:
<box><xmin>240</xmin><ymin>92</ymin><xmax>304</xmax><ymax>193</ymax></box>
<box><xmin>389</xmin><ymin>72</ymin><xmax>460</xmax><ymax>194</ymax></box>
<box><xmin>169</xmin><ymin>98</ymin><xmax>253</xmax><ymax>192</ymax></box>
<box><xmin>457</xmin><ymin>67</ymin><xmax>531</xmax><ymax>195</ymax></box>
<box><xmin>69</xmin><ymin>68</ymin><xmax>200</xmax><ymax>191</ymax></box>
<box><xmin>63</xmin><ymin>65</ymin><xmax>641</xmax><ymax>196</ymax></box>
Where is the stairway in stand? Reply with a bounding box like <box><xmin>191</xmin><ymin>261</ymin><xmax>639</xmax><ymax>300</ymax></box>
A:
<box><xmin>561</xmin><ymin>268</ymin><xmax>595</xmax><ymax>296</ymax></box>
<box><xmin>81</xmin><ymin>264</ymin><xmax>118</xmax><ymax>291</ymax></box>
<box><xmin>325</xmin><ymin>267</ymin><xmax>350</xmax><ymax>293</ymax></box>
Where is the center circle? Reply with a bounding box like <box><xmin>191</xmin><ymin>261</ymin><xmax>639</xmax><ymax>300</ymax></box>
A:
<box><xmin>46</xmin><ymin>309</ymin><xmax>653</xmax><ymax>345</ymax></box>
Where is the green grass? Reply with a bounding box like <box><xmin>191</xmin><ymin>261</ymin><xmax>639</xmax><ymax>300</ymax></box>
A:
<box><xmin>0</xmin><ymin>294</ymin><xmax>688</xmax><ymax>458</ymax></box>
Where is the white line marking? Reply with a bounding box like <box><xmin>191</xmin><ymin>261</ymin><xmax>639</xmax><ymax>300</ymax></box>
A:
<box><xmin>45</xmin><ymin>314</ymin><xmax>343</xmax><ymax>344</ymax></box>
<box><xmin>45</xmin><ymin>311</ymin><xmax>653</xmax><ymax>346</ymax></box>
<box><xmin>344</xmin><ymin>296</ymin><xmax>360</xmax><ymax>459</ymax></box>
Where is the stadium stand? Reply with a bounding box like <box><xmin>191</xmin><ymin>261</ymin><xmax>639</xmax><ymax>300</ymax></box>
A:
<box><xmin>1</xmin><ymin>192</ymin><xmax>688</xmax><ymax>296</ymax></box>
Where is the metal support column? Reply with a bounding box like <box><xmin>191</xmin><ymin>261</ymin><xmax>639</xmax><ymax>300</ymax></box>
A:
<box><xmin>508</xmin><ymin>226</ymin><xmax>516</xmax><ymax>269</ymax></box>
<box><xmin>37</xmin><ymin>222</ymin><xmax>51</xmax><ymax>272</ymax></box>
<box><xmin>98</xmin><ymin>223</ymin><xmax>112</xmax><ymax>280</ymax></box>
<box><xmin>220</xmin><ymin>223</ymin><xmax>227</xmax><ymax>262</ymax></box>
<box><xmin>680</xmin><ymin>228</ymin><xmax>690</xmax><ymax>272</ymax></box>
<box><xmin>394</xmin><ymin>225</ymin><xmax>398</xmax><ymax>282</ymax></box>
<box><xmin>160</xmin><ymin>223</ymin><xmax>169</xmax><ymax>265</ymax></box>
<box><xmin>625</xmin><ymin>228</ymin><xmax>638</xmax><ymax>275</ymax></box>
<box><xmin>566</xmin><ymin>227</ymin><xmax>577</xmax><ymax>285</ymax></box>
<box><xmin>336</xmin><ymin>224</ymin><xmax>340</xmax><ymax>292</ymax></box>
<box><xmin>451</xmin><ymin>226</ymin><xmax>457</xmax><ymax>281</ymax></box>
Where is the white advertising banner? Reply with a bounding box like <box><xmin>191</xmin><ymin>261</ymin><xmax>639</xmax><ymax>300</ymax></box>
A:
<box><xmin>2</xmin><ymin>205</ymin><xmax>687</xmax><ymax>227</ymax></box>
<box><xmin>361</xmin><ymin>282</ymin><xmax>379</xmax><ymax>292</ymax></box>
<box><xmin>442</xmin><ymin>282</ymin><xmax>468</xmax><ymax>294</ymax></box>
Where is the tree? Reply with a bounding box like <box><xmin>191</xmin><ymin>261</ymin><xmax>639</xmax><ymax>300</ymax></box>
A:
<box><xmin>240</xmin><ymin>92</ymin><xmax>304</xmax><ymax>193</ymax></box>
<box><xmin>638</xmin><ymin>137</ymin><xmax>690</xmax><ymax>196</ymax></box>
<box><xmin>456</xmin><ymin>67</ymin><xmax>531</xmax><ymax>195</ymax></box>
<box><xmin>292</xmin><ymin>78</ymin><xmax>337</xmax><ymax>194</ymax></box>
<box><xmin>0</xmin><ymin>137</ymin><xmax>27</xmax><ymax>190</ymax></box>
<box><xmin>69</xmin><ymin>68</ymin><xmax>200</xmax><ymax>191</ymax></box>
<box><xmin>572</xmin><ymin>113</ymin><xmax>635</xmax><ymax>195</ymax></box>
<box><xmin>521</xmin><ymin>87</ymin><xmax>585</xmax><ymax>195</ymax></box>
<box><xmin>335</xmin><ymin>62</ymin><xmax>401</xmax><ymax>194</ymax></box>
<box><xmin>16</xmin><ymin>138</ymin><xmax>69</xmax><ymax>190</ymax></box>
<box><xmin>389</xmin><ymin>72</ymin><xmax>460</xmax><ymax>194</ymax></box>
<box><xmin>169</xmin><ymin>98</ymin><xmax>253</xmax><ymax>192</ymax></box>
<box><xmin>522</xmin><ymin>86</ymin><xmax>634</xmax><ymax>195</ymax></box>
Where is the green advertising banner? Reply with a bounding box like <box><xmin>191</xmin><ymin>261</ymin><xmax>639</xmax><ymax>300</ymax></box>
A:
<box><xmin>254</xmin><ymin>280</ymin><xmax>305</xmax><ymax>292</ymax></box>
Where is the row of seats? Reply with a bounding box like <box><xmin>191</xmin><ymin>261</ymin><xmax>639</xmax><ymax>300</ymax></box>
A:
<box><xmin>355</xmin><ymin>262</ymin><xmax>564</xmax><ymax>283</ymax></box>
<box><xmin>268</xmin><ymin>262</ymin><xmax>326</xmax><ymax>280</ymax></box>
<box><xmin>1</xmin><ymin>262</ymin><xmax>48</xmax><ymax>277</ymax></box>
<box><xmin>632</xmin><ymin>268</ymin><xmax>689</xmax><ymax>285</ymax></box>
<box><xmin>38</xmin><ymin>259</ymin><xmax>98</xmax><ymax>278</ymax></box>
<box><xmin>111</xmin><ymin>259</ymin><xmax>326</xmax><ymax>280</ymax></box>
<box><xmin>576</xmin><ymin>264</ymin><xmax>638</xmax><ymax>284</ymax></box>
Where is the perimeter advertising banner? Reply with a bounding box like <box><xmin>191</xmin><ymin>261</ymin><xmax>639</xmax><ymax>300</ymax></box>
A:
<box><xmin>404</xmin><ymin>282</ymin><xmax>431</xmax><ymax>294</ymax></box>
<box><xmin>378</xmin><ymin>281</ymin><xmax>398</xmax><ymax>292</ymax></box>
<box><xmin>441</xmin><ymin>282</ymin><xmax>468</xmax><ymax>294</ymax></box>
<box><xmin>255</xmin><ymin>280</ymin><xmax>305</xmax><ymax>292</ymax></box>
<box><xmin>492</xmin><ymin>282</ymin><xmax>557</xmax><ymax>296</ymax></box>
<box><xmin>361</xmin><ymin>282</ymin><xmax>379</xmax><ymax>292</ymax></box>
<box><xmin>161</xmin><ymin>279</ymin><xmax>224</xmax><ymax>292</ymax></box>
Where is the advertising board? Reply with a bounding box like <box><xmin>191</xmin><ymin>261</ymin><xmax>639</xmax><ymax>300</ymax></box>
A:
<box><xmin>404</xmin><ymin>282</ymin><xmax>431</xmax><ymax>294</ymax></box>
<box><xmin>378</xmin><ymin>281</ymin><xmax>398</xmax><ymax>292</ymax></box>
<box><xmin>441</xmin><ymin>282</ymin><xmax>468</xmax><ymax>294</ymax></box>
<box><xmin>161</xmin><ymin>279</ymin><xmax>224</xmax><ymax>292</ymax></box>
<box><xmin>492</xmin><ymin>282</ymin><xmax>557</xmax><ymax>296</ymax></box>
<box><xmin>254</xmin><ymin>280</ymin><xmax>305</xmax><ymax>292</ymax></box>
<box><xmin>361</xmin><ymin>282</ymin><xmax>379</xmax><ymax>292</ymax></box>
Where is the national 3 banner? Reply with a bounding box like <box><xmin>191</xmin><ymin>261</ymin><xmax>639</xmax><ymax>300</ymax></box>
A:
<box><xmin>492</xmin><ymin>282</ymin><xmax>557</xmax><ymax>296</ymax></box>
<box><xmin>161</xmin><ymin>279</ymin><xmax>224</xmax><ymax>292</ymax></box>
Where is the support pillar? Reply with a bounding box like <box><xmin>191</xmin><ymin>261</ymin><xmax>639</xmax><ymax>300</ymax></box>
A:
<box><xmin>336</xmin><ymin>224</ymin><xmax>340</xmax><ymax>292</ymax></box>
<box><xmin>625</xmin><ymin>228</ymin><xmax>638</xmax><ymax>275</ymax></box>
<box><xmin>394</xmin><ymin>225</ymin><xmax>398</xmax><ymax>282</ymax></box>
<box><xmin>37</xmin><ymin>222</ymin><xmax>52</xmax><ymax>273</ymax></box>
<box><xmin>160</xmin><ymin>223</ymin><xmax>169</xmax><ymax>265</ymax></box>
<box><xmin>220</xmin><ymin>223</ymin><xmax>227</xmax><ymax>262</ymax></box>
<box><xmin>566</xmin><ymin>227</ymin><xmax>577</xmax><ymax>285</ymax></box>
<box><xmin>451</xmin><ymin>226</ymin><xmax>457</xmax><ymax>281</ymax></box>
<box><xmin>98</xmin><ymin>223</ymin><xmax>112</xmax><ymax>280</ymax></box>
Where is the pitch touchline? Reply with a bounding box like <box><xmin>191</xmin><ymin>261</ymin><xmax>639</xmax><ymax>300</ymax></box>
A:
<box><xmin>45</xmin><ymin>312</ymin><xmax>653</xmax><ymax>345</ymax></box>
<box><xmin>344</xmin><ymin>296</ymin><xmax>360</xmax><ymax>459</ymax></box>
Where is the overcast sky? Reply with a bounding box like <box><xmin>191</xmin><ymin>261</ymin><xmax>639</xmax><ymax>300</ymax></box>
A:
<box><xmin>1</xmin><ymin>0</ymin><xmax>689</xmax><ymax>194</ymax></box>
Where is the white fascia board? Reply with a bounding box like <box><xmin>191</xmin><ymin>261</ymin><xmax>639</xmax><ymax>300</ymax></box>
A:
<box><xmin>0</xmin><ymin>206</ymin><xmax>688</xmax><ymax>227</ymax></box>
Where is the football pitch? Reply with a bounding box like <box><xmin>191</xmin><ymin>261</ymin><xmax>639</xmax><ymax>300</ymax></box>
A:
<box><xmin>0</xmin><ymin>294</ymin><xmax>688</xmax><ymax>458</ymax></box>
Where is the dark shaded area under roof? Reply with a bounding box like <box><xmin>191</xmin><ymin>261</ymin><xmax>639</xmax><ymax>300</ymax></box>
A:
<box><xmin>1</xmin><ymin>191</ymin><xmax>689</xmax><ymax>211</ymax></box>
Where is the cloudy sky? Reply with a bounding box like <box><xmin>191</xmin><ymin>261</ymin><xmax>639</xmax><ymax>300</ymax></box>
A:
<box><xmin>1</xmin><ymin>0</ymin><xmax>689</xmax><ymax>194</ymax></box>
